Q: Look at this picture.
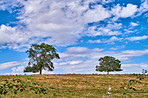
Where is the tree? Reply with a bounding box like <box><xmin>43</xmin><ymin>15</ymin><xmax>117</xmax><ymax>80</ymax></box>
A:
<box><xmin>24</xmin><ymin>43</ymin><xmax>60</xmax><ymax>75</ymax></box>
<box><xmin>142</xmin><ymin>69</ymin><xmax>148</xmax><ymax>75</ymax></box>
<box><xmin>96</xmin><ymin>56</ymin><xmax>122</xmax><ymax>74</ymax></box>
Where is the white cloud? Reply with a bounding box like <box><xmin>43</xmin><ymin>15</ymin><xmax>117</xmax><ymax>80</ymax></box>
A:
<box><xmin>122</xmin><ymin>63</ymin><xmax>148</xmax><ymax>68</ymax></box>
<box><xmin>11</xmin><ymin>66</ymin><xmax>25</xmax><ymax>74</ymax></box>
<box><xmin>88</xmin><ymin>39</ymin><xmax>102</xmax><ymax>43</ymax></box>
<box><xmin>126</xmin><ymin>35</ymin><xmax>148</xmax><ymax>41</ymax></box>
<box><xmin>0</xmin><ymin>25</ymin><xmax>25</xmax><ymax>43</ymax></box>
<box><xmin>86</xmin><ymin>23</ymin><xmax>122</xmax><ymax>36</ymax></box>
<box><xmin>69</xmin><ymin>60</ymin><xmax>83</xmax><ymax>65</ymax></box>
<box><xmin>86</xmin><ymin>27</ymin><xmax>120</xmax><ymax>36</ymax></box>
<box><xmin>137</xmin><ymin>0</ymin><xmax>148</xmax><ymax>16</ymax></box>
<box><xmin>0</xmin><ymin>0</ymin><xmax>113</xmax><ymax>48</ymax></box>
<box><xmin>120</xmin><ymin>4</ymin><xmax>138</xmax><ymax>18</ymax></box>
<box><xmin>111</xmin><ymin>4</ymin><xmax>139</xmax><ymax>21</ymax></box>
<box><xmin>88</xmin><ymin>36</ymin><xmax>122</xmax><ymax>44</ymax></box>
<box><xmin>66</xmin><ymin>47</ymin><xmax>103</xmax><ymax>54</ymax></box>
<box><xmin>111</xmin><ymin>4</ymin><xmax>138</xmax><ymax>18</ymax></box>
<box><xmin>110</xmin><ymin>45</ymin><xmax>125</xmax><ymax>50</ymax></box>
<box><xmin>115</xmin><ymin>49</ymin><xmax>148</xmax><ymax>61</ymax></box>
<box><xmin>130</xmin><ymin>22</ymin><xmax>139</xmax><ymax>26</ymax></box>
<box><xmin>2</xmin><ymin>0</ymin><xmax>139</xmax><ymax>49</ymax></box>
<box><xmin>0</xmin><ymin>0</ymin><xmax>145</xmax><ymax>50</ymax></box>
<box><xmin>17</xmin><ymin>0</ymin><xmax>113</xmax><ymax>45</ymax></box>
<box><xmin>105</xmin><ymin>36</ymin><xmax>122</xmax><ymax>43</ymax></box>
<box><xmin>98</xmin><ymin>28</ymin><xmax>121</xmax><ymax>36</ymax></box>
<box><xmin>142</xmin><ymin>0</ymin><xmax>148</xmax><ymax>9</ymax></box>
<box><xmin>0</xmin><ymin>0</ymin><xmax>20</xmax><ymax>12</ymax></box>
<box><xmin>83</xmin><ymin>5</ymin><xmax>111</xmax><ymax>23</ymax></box>
<box><xmin>122</xmin><ymin>63</ymin><xmax>148</xmax><ymax>73</ymax></box>
<box><xmin>0</xmin><ymin>61</ymin><xmax>24</xmax><ymax>70</ymax></box>
<box><xmin>59</xmin><ymin>47</ymin><xmax>103</xmax><ymax>61</ymax></box>
<box><xmin>57</xmin><ymin>60</ymin><xmax>98</xmax><ymax>74</ymax></box>
<box><xmin>0</xmin><ymin>25</ymin><xmax>35</xmax><ymax>51</ymax></box>
<box><xmin>106</xmin><ymin>23</ymin><xmax>123</xmax><ymax>30</ymax></box>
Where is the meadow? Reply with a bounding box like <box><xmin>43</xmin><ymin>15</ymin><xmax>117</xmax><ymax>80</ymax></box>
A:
<box><xmin>0</xmin><ymin>74</ymin><xmax>148</xmax><ymax>98</ymax></box>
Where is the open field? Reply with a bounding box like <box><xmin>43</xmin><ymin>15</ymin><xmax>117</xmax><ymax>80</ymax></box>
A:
<box><xmin>0</xmin><ymin>74</ymin><xmax>148</xmax><ymax>98</ymax></box>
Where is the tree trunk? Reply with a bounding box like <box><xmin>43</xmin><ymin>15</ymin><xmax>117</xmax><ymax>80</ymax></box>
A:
<box><xmin>107</xmin><ymin>71</ymin><xmax>109</xmax><ymax>75</ymax></box>
<box><xmin>39</xmin><ymin>66</ymin><xmax>42</xmax><ymax>75</ymax></box>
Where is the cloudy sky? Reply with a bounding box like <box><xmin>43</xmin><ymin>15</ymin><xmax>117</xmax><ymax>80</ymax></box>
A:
<box><xmin>0</xmin><ymin>0</ymin><xmax>148</xmax><ymax>75</ymax></box>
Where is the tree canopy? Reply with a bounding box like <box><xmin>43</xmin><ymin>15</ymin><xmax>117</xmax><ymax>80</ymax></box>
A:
<box><xmin>24</xmin><ymin>43</ymin><xmax>60</xmax><ymax>74</ymax></box>
<box><xmin>96</xmin><ymin>56</ymin><xmax>122</xmax><ymax>74</ymax></box>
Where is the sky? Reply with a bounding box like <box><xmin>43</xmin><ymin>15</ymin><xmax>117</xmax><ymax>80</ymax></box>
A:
<box><xmin>0</xmin><ymin>0</ymin><xmax>148</xmax><ymax>75</ymax></box>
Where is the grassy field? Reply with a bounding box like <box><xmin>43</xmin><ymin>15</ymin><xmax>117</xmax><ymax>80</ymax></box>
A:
<box><xmin>0</xmin><ymin>74</ymin><xmax>148</xmax><ymax>98</ymax></box>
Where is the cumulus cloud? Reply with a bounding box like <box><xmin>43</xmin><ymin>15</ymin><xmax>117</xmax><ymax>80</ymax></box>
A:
<box><xmin>66</xmin><ymin>47</ymin><xmax>103</xmax><ymax>54</ymax></box>
<box><xmin>0</xmin><ymin>61</ymin><xmax>24</xmax><ymax>70</ymax></box>
<box><xmin>0</xmin><ymin>25</ymin><xmax>35</xmax><ymax>51</ymax></box>
<box><xmin>89</xmin><ymin>35</ymin><xmax>148</xmax><ymax>44</ymax></box>
<box><xmin>0</xmin><ymin>0</ymin><xmax>142</xmax><ymax>49</ymax></box>
<box><xmin>126</xmin><ymin>35</ymin><xmax>148</xmax><ymax>41</ymax></box>
<box><xmin>59</xmin><ymin>47</ymin><xmax>103</xmax><ymax>61</ymax></box>
<box><xmin>88</xmin><ymin>39</ymin><xmax>102</xmax><ymax>43</ymax></box>
<box><xmin>0</xmin><ymin>25</ymin><xmax>25</xmax><ymax>43</ymax></box>
<box><xmin>11</xmin><ymin>66</ymin><xmax>25</xmax><ymax>75</ymax></box>
<box><xmin>122</xmin><ymin>63</ymin><xmax>148</xmax><ymax>74</ymax></box>
<box><xmin>86</xmin><ymin>22</ymin><xmax>122</xmax><ymax>36</ymax></box>
<box><xmin>57</xmin><ymin>60</ymin><xmax>98</xmax><ymax>73</ymax></box>
<box><xmin>122</xmin><ymin>63</ymin><xmax>148</xmax><ymax>68</ymax></box>
<box><xmin>88</xmin><ymin>36</ymin><xmax>122</xmax><ymax>44</ymax></box>
<box><xmin>110</xmin><ymin>45</ymin><xmax>125</xmax><ymax>50</ymax></box>
<box><xmin>0</xmin><ymin>0</ymin><xmax>20</xmax><ymax>12</ymax></box>
<box><xmin>115</xmin><ymin>49</ymin><xmax>148</xmax><ymax>61</ymax></box>
<box><xmin>130</xmin><ymin>22</ymin><xmax>139</xmax><ymax>26</ymax></box>
<box><xmin>16</xmin><ymin>0</ymin><xmax>114</xmax><ymax>46</ymax></box>
<box><xmin>137</xmin><ymin>0</ymin><xmax>148</xmax><ymax>16</ymax></box>
<box><xmin>111</xmin><ymin>4</ymin><xmax>138</xmax><ymax>18</ymax></box>
<box><xmin>83</xmin><ymin>5</ymin><xmax>111</xmax><ymax>23</ymax></box>
<box><xmin>0</xmin><ymin>0</ymin><xmax>113</xmax><ymax>48</ymax></box>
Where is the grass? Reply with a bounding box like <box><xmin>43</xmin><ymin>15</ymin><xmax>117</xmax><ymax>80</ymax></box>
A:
<box><xmin>0</xmin><ymin>74</ymin><xmax>148</xmax><ymax>98</ymax></box>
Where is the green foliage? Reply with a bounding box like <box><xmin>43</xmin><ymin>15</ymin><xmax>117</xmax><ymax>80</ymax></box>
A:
<box><xmin>0</xmin><ymin>78</ymin><xmax>49</xmax><ymax>95</ymax></box>
<box><xmin>142</xmin><ymin>69</ymin><xmax>148</xmax><ymax>74</ymax></box>
<box><xmin>96</xmin><ymin>56</ymin><xmax>122</xmax><ymax>74</ymax></box>
<box><xmin>24</xmin><ymin>43</ymin><xmax>60</xmax><ymax>74</ymax></box>
<box><xmin>120</xmin><ymin>75</ymin><xmax>144</xmax><ymax>97</ymax></box>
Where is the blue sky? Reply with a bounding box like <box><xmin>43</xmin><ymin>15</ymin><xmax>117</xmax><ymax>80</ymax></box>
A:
<box><xmin>0</xmin><ymin>0</ymin><xmax>148</xmax><ymax>75</ymax></box>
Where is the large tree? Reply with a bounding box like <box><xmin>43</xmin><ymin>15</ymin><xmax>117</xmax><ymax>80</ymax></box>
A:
<box><xmin>24</xmin><ymin>43</ymin><xmax>60</xmax><ymax>75</ymax></box>
<box><xmin>96</xmin><ymin>56</ymin><xmax>122</xmax><ymax>74</ymax></box>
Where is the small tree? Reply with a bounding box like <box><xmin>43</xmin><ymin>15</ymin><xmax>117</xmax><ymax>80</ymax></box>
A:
<box><xmin>142</xmin><ymin>69</ymin><xmax>148</xmax><ymax>75</ymax></box>
<box><xmin>96</xmin><ymin>56</ymin><xmax>122</xmax><ymax>74</ymax></box>
<box><xmin>24</xmin><ymin>43</ymin><xmax>60</xmax><ymax>75</ymax></box>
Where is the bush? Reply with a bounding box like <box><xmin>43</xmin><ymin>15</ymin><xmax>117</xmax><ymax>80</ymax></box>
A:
<box><xmin>0</xmin><ymin>78</ymin><xmax>49</xmax><ymax>95</ymax></box>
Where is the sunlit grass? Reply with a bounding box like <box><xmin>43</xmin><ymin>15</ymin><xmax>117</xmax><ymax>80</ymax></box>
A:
<box><xmin>0</xmin><ymin>74</ymin><xmax>148</xmax><ymax>98</ymax></box>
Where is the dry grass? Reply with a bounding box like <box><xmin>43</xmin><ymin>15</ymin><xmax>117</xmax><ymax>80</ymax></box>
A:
<box><xmin>0</xmin><ymin>74</ymin><xmax>148</xmax><ymax>98</ymax></box>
